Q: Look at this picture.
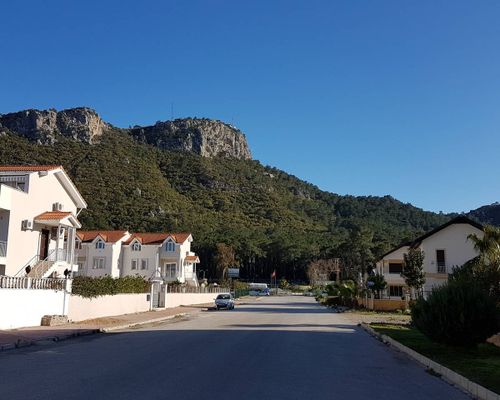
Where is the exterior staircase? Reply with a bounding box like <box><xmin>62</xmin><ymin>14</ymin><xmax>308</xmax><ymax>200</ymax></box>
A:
<box><xmin>185</xmin><ymin>275</ymin><xmax>199</xmax><ymax>287</ymax></box>
<box><xmin>26</xmin><ymin>260</ymin><xmax>56</xmax><ymax>278</ymax></box>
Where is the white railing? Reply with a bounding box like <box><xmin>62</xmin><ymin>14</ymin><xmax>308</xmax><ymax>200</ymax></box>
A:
<box><xmin>14</xmin><ymin>248</ymin><xmax>72</xmax><ymax>277</ymax></box>
<box><xmin>14</xmin><ymin>254</ymin><xmax>41</xmax><ymax>277</ymax></box>
<box><xmin>166</xmin><ymin>285</ymin><xmax>229</xmax><ymax>294</ymax></box>
<box><xmin>48</xmin><ymin>248</ymin><xmax>70</xmax><ymax>263</ymax></box>
<box><xmin>437</xmin><ymin>264</ymin><xmax>446</xmax><ymax>274</ymax></box>
<box><xmin>0</xmin><ymin>241</ymin><xmax>6</xmax><ymax>257</ymax></box>
<box><xmin>0</xmin><ymin>276</ymin><xmax>66</xmax><ymax>290</ymax></box>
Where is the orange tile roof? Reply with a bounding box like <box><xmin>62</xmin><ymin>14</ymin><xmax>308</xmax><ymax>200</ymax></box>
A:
<box><xmin>34</xmin><ymin>211</ymin><xmax>73</xmax><ymax>221</ymax></box>
<box><xmin>77</xmin><ymin>230</ymin><xmax>129</xmax><ymax>243</ymax></box>
<box><xmin>0</xmin><ymin>165</ymin><xmax>62</xmax><ymax>172</ymax></box>
<box><xmin>125</xmin><ymin>232</ymin><xmax>192</xmax><ymax>245</ymax></box>
<box><xmin>185</xmin><ymin>255</ymin><xmax>200</xmax><ymax>262</ymax></box>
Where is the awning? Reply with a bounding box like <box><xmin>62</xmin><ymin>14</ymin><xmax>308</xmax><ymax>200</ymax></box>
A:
<box><xmin>185</xmin><ymin>255</ymin><xmax>200</xmax><ymax>263</ymax></box>
<box><xmin>34</xmin><ymin>211</ymin><xmax>81</xmax><ymax>228</ymax></box>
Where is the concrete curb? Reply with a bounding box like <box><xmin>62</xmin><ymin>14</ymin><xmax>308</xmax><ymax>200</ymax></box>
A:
<box><xmin>0</xmin><ymin>312</ymin><xmax>191</xmax><ymax>353</ymax></box>
<box><xmin>360</xmin><ymin>323</ymin><xmax>500</xmax><ymax>400</ymax></box>
<box><xmin>101</xmin><ymin>312</ymin><xmax>189</xmax><ymax>332</ymax></box>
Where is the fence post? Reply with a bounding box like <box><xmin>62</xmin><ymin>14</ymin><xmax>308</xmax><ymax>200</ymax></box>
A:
<box><xmin>62</xmin><ymin>278</ymin><xmax>72</xmax><ymax>316</ymax></box>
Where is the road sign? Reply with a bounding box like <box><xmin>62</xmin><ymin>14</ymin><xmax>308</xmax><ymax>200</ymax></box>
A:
<box><xmin>227</xmin><ymin>268</ymin><xmax>240</xmax><ymax>278</ymax></box>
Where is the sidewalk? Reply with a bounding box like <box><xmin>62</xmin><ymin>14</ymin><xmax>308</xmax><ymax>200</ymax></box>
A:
<box><xmin>0</xmin><ymin>303</ymin><xmax>211</xmax><ymax>352</ymax></box>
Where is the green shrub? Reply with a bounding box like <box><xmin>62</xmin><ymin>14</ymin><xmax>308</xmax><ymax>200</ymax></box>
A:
<box><xmin>232</xmin><ymin>280</ymin><xmax>249</xmax><ymax>291</ymax></box>
<box><xmin>279</xmin><ymin>278</ymin><xmax>290</xmax><ymax>290</ymax></box>
<box><xmin>322</xmin><ymin>296</ymin><xmax>341</xmax><ymax>307</ymax></box>
<box><xmin>411</xmin><ymin>281</ymin><xmax>499</xmax><ymax>347</ymax></box>
<box><xmin>72</xmin><ymin>275</ymin><xmax>149</xmax><ymax>298</ymax></box>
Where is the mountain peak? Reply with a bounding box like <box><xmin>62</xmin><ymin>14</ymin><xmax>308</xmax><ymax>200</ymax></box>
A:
<box><xmin>0</xmin><ymin>107</ymin><xmax>107</xmax><ymax>144</ymax></box>
<box><xmin>129</xmin><ymin>117</ymin><xmax>252</xmax><ymax>159</ymax></box>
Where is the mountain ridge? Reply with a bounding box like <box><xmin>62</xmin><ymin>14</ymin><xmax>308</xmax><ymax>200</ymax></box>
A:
<box><xmin>0</xmin><ymin>107</ymin><xmax>251</xmax><ymax>159</ymax></box>
<box><xmin>0</xmin><ymin>106</ymin><xmax>493</xmax><ymax>279</ymax></box>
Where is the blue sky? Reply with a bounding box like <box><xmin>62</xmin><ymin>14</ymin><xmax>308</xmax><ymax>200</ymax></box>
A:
<box><xmin>1</xmin><ymin>1</ymin><xmax>499</xmax><ymax>213</ymax></box>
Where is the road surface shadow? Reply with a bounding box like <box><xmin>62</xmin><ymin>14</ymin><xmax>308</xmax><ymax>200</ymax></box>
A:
<box><xmin>0</xmin><ymin>328</ymin><xmax>470</xmax><ymax>400</ymax></box>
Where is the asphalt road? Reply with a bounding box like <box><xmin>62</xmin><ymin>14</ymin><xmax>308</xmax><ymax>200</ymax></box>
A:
<box><xmin>0</xmin><ymin>296</ymin><xmax>470</xmax><ymax>400</ymax></box>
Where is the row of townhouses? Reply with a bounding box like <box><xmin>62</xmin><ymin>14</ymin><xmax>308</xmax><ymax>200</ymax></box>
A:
<box><xmin>0</xmin><ymin>165</ymin><xmax>199</xmax><ymax>285</ymax></box>
<box><xmin>375</xmin><ymin>216</ymin><xmax>484</xmax><ymax>299</ymax></box>
<box><xmin>76</xmin><ymin>231</ymin><xmax>200</xmax><ymax>286</ymax></box>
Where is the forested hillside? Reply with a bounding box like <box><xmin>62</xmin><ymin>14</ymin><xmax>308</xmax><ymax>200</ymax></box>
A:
<box><xmin>468</xmin><ymin>203</ymin><xmax>500</xmax><ymax>226</ymax></box>
<box><xmin>0</xmin><ymin>124</ymin><xmax>453</xmax><ymax>280</ymax></box>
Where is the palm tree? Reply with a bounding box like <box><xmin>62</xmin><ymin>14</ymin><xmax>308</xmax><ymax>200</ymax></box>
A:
<box><xmin>467</xmin><ymin>225</ymin><xmax>500</xmax><ymax>302</ymax></box>
<box><xmin>468</xmin><ymin>225</ymin><xmax>500</xmax><ymax>268</ymax></box>
<box><xmin>367</xmin><ymin>273</ymin><xmax>387</xmax><ymax>299</ymax></box>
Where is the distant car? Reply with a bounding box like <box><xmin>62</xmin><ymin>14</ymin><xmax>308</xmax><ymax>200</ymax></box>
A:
<box><xmin>215</xmin><ymin>293</ymin><xmax>235</xmax><ymax>310</ymax></box>
<box><xmin>249</xmin><ymin>288</ymin><xmax>270</xmax><ymax>296</ymax></box>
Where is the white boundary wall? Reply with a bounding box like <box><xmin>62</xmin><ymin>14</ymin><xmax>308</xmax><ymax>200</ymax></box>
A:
<box><xmin>68</xmin><ymin>293</ymin><xmax>150</xmax><ymax>322</ymax></box>
<box><xmin>165</xmin><ymin>292</ymin><xmax>218</xmax><ymax>308</ymax></box>
<box><xmin>0</xmin><ymin>289</ymin><xmax>67</xmax><ymax>329</ymax></box>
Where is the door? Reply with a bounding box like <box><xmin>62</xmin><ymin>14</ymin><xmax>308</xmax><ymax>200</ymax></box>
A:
<box><xmin>39</xmin><ymin>229</ymin><xmax>50</xmax><ymax>260</ymax></box>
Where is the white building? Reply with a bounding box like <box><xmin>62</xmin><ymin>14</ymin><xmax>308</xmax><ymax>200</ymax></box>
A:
<box><xmin>76</xmin><ymin>231</ymin><xmax>200</xmax><ymax>286</ymax></box>
<box><xmin>375</xmin><ymin>216</ymin><xmax>484</xmax><ymax>299</ymax></box>
<box><xmin>0</xmin><ymin>165</ymin><xmax>87</xmax><ymax>277</ymax></box>
<box><xmin>75</xmin><ymin>231</ymin><xmax>131</xmax><ymax>278</ymax></box>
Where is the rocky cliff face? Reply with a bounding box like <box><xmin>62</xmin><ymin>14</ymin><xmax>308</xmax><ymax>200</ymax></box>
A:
<box><xmin>0</xmin><ymin>108</ymin><xmax>252</xmax><ymax>159</ymax></box>
<box><xmin>129</xmin><ymin>118</ymin><xmax>252</xmax><ymax>159</ymax></box>
<box><xmin>0</xmin><ymin>107</ymin><xmax>107</xmax><ymax>144</ymax></box>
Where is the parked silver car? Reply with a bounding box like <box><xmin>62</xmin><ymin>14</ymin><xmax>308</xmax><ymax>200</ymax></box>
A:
<box><xmin>215</xmin><ymin>293</ymin><xmax>235</xmax><ymax>310</ymax></box>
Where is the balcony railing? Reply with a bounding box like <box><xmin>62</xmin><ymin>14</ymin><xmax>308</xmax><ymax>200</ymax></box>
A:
<box><xmin>48</xmin><ymin>248</ymin><xmax>71</xmax><ymax>263</ymax></box>
<box><xmin>0</xmin><ymin>241</ymin><xmax>6</xmax><ymax>257</ymax></box>
<box><xmin>437</xmin><ymin>264</ymin><xmax>447</xmax><ymax>274</ymax></box>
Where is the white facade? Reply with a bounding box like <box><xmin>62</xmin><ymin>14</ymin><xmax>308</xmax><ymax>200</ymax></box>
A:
<box><xmin>75</xmin><ymin>231</ymin><xmax>130</xmax><ymax>278</ymax></box>
<box><xmin>376</xmin><ymin>217</ymin><xmax>484</xmax><ymax>298</ymax></box>
<box><xmin>0</xmin><ymin>166</ymin><xmax>87</xmax><ymax>277</ymax></box>
<box><xmin>77</xmin><ymin>231</ymin><xmax>200</xmax><ymax>286</ymax></box>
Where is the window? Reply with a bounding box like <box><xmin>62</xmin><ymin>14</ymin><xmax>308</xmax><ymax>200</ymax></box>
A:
<box><xmin>166</xmin><ymin>241</ymin><xmax>175</xmax><ymax>252</ymax></box>
<box><xmin>436</xmin><ymin>250</ymin><xmax>446</xmax><ymax>273</ymax></box>
<box><xmin>388</xmin><ymin>263</ymin><xmax>403</xmax><ymax>274</ymax></box>
<box><xmin>131</xmin><ymin>259</ymin><xmax>138</xmax><ymax>270</ymax></box>
<box><xmin>95</xmin><ymin>240</ymin><xmax>105</xmax><ymax>250</ymax></box>
<box><xmin>164</xmin><ymin>263</ymin><xmax>176</xmax><ymax>278</ymax></box>
<box><xmin>131</xmin><ymin>242</ymin><xmax>142</xmax><ymax>251</ymax></box>
<box><xmin>93</xmin><ymin>257</ymin><xmax>105</xmax><ymax>269</ymax></box>
<box><xmin>75</xmin><ymin>240</ymin><xmax>82</xmax><ymax>250</ymax></box>
<box><xmin>141</xmin><ymin>259</ymin><xmax>148</xmax><ymax>270</ymax></box>
<box><xmin>389</xmin><ymin>286</ymin><xmax>403</xmax><ymax>297</ymax></box>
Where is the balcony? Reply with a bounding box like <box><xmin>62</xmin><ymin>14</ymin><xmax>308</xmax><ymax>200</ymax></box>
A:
<box><xmin>437</xmin><ymin>264</ymin><xmax>446</xmax><ymax>274</ymax></box>
<box><xmin>0</xmin><ymin>175</ymin><xmax>27</xmax><ymax>191</ymax></box>
<box><xmin>0</xmin><ymin>241</ymin><xmax>6</xmax><ymax>258</ymax></box>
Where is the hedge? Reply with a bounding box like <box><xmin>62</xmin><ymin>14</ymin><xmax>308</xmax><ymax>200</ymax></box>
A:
<box><xmin>411</xmin><ymin>280</ymin><xmax>500</xmax><ymax>347</ymax></box>
<box><xmin>72</xmin><ymin>276</ymin><xmax>150</xmax><ymax>298</ymax></box>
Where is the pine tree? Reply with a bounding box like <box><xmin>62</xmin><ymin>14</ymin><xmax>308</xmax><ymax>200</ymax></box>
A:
<box><xmin>402</xmin><ymin>249</ymin><xmax>426</xmax><ymax>299</ymax></box>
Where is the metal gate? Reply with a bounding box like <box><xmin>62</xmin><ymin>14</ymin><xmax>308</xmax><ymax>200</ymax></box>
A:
<box><xmin>152</xmin><ymin>282</ymin><xmax>165</xmax><ymax>308</ymax></box>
